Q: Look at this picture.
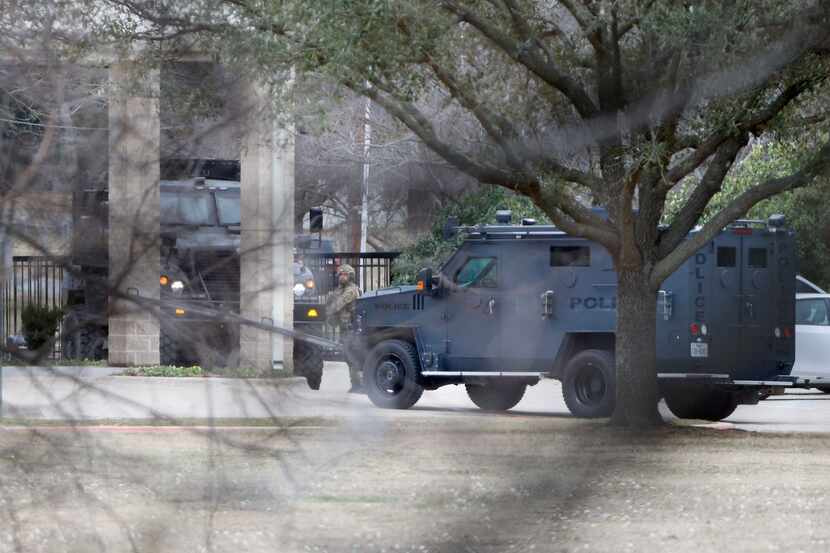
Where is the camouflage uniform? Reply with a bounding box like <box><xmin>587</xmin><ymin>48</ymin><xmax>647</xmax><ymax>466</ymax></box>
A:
<box><xmin>327</xmin><ymin>264</ymin><xmax>363</xmax><ymax>390</ymax></box>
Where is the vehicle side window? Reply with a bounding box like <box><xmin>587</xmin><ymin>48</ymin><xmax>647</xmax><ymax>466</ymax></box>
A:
<box><xmin>717</xmin><ymin>247</ymin><xmax>736</xmax><ymax>267</ymax></box>
<box><xmin>454</xmin><ymin>257</ymin><xmax>498</xmax><ymax>288</ymax></box>
<box><xmin>551</xmin><ymin>246</ymin><xmax>590</xmax><ymax>267</ymax></box>
<box><xmin>796</xmin><ymin>299</ymin><xmax>830</xmax><ymax>325</ymax></box>
<box><xmin>748</xmin><ymin>248</ymin><xmax>767</xmax><ymax>268</ymax></box>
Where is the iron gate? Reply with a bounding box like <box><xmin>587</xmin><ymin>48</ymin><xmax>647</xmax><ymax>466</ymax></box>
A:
<box><xmin>297</xmin><ymin>252</ymin><xmax>399</xmax><ymax>342</ymax></box>
<box><xmin>1</xmin><ymin>257</ymin><xmax>66</xmax><ymax>359</ymax></box>
<box><xmin>300</xmin><ymin>251</ymin><xmax>399</xmax><ymax>297</ymax></box>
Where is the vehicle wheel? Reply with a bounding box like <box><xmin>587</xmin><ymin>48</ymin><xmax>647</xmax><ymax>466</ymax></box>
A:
<box><xmin>663</xmin><ymin>386</ymin><xmax>738</xmax><ymax>421</ymax></box>
<box><xmin>466</xmin><ymin>381</ymin><xmax>526</xmax><ymax>411</ymax></box>
<box><xmin>364</xmin><ymin>340</ymin><xmax>423</xmax><ymax>409</ymax></box>
<box><xmin>160</xmin><ymin>333</ymin><xmax>178</xmax><ymax>366</ymax></box>
<box><xmin>561</xmin><ymin>349</ymin><xmax>616</xmax><ymax>418</ymax></box>
<box><xmin>294</xmin><ymin>341</ymin><xmax>324</xmax><ymax>391</ymax></box>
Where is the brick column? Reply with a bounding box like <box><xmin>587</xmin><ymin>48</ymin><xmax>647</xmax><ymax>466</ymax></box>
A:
<box><xmin>107</xmin><ymin>64</ymin><xmax>161</xmax><ymax>366</ymax></box>
<box><xmin>239</xmin><ymin>81</ymin><xmax>294</xmax><ymax>373</ymax></box>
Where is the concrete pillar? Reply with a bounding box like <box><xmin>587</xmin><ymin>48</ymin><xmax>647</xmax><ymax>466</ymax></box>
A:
<box><xmin>239</xmin><ymin>82</ymin><xmax>294</xmax><ymax>373</ymax></box>
<box><xmin>107</xmin><ymin>64</ymin><xmax>161</xmax><ymax>366</ymax></box>
<box><xmin>0</xmin><ymin>222</ymin><xmax>8</xmax><ymax>350</ymax></box>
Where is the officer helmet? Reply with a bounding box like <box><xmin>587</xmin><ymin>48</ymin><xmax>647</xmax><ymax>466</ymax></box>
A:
<box><xmin>337</xmin><ymin>264</ymin><xmax>355</xmax><ymax>277</ymax></box>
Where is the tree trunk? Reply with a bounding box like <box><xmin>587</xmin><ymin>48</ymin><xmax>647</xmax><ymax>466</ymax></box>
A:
<box><xmin>611</xmin><ymin>269</ymin><xmax>663</xmax><ymax>427</ymax></box>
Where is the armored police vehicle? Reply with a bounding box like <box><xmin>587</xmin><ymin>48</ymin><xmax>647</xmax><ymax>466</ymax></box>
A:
<box><xmin>351</xmin><ymin>212</ymin><xmax>796</xmax><ymax>421</ymax></box>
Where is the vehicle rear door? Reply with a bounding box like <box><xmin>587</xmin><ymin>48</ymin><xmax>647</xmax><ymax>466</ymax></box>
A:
<box><xmin>737</xmin><ymin>233</ymin><xmax>775</xmax><ymax>378</ymax></box>
<box><xmin>709</xmin><ymin>234</ymin><xmax>742</xmax><ymax>375</ymax></box>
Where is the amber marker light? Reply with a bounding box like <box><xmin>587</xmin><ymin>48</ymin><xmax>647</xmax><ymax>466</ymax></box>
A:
<box><xmin>175</xmin><ymin>308</ymin><xmax>185</xmax><ymax>316</ymax></box>
<box><xmin>160</xmin><ymin>275</ymin><xmax>169</xmax><ymax>286</ymax></box>
<box><xmin>416</xmin><ymin>280</ymin><xmax>425</xmax><ymax>291</ymax></box>
<box><xmin>305</xmin><ymin>280</ymin><xmax>315</xmax><ymax>289</ymax></box>
<box><xmin>307</xmin><ymin>308</ymin><xmax>319</xmax><ymax>318</ymax></box>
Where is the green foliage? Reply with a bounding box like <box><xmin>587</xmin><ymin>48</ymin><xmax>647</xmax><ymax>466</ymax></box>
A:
<box><xmin>20</xmin><ymin>304</ymin><xmax>64</xmax><ymax>352</ymax></box>
<box><xmin>666</xmin><ymin>137</ymin><xmax>830</xmax><ymax>288</ymax></box>
<box><xmin>121</xmin><ymin>365</ymin><xmax>280</xmax><ymax>378</ymax></box>
<box><xmin>392</xmin><ymin>186</ymin><xmax>549</xmax><ymax>284</ymax></box>
<box><xmin>122</xmin><ymin>365</ymin><xmax>204</xmax><ymax>377</ymax></box>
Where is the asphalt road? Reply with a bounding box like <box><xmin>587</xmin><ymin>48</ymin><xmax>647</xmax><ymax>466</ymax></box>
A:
<box><xmin>3</xmin><ymin>362</ymin><xmax>829</xmax><ymax>432</ymax></box>
<box><xmin>313</xmin><ymin>363</ymin><xmax>830</xmax><ymax>433</ymax></box>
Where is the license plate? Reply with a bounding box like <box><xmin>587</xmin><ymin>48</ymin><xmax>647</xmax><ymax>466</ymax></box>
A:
<box><xmin>690</xmin><ymin>342</ymin><xmax>709</xmax><ymax>358</ymax></box>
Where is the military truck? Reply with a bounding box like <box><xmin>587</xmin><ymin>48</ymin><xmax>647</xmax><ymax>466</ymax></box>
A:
<box><xmin>62</xmin><ymin>159</ymin><xmax>329</xmax><ymax>388</ymax></box>
<box><xmin>291</xmin><ymin>224</ymin><xmax>335</xmax><ymax>390</ymax></box>
<box><xmin>349</xmin><ymin>211</ymin><xmax>796</xmax><ymax>421</ymax></box>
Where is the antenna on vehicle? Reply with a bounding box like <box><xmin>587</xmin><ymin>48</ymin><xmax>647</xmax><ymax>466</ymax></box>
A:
<box><xmin>443</xmin><ymin>216</ymin><xmax>461</xmax><ymax>240</ymax></box>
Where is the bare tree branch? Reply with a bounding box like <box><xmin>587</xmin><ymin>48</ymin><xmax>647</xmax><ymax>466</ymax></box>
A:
<box><xmin>439</xmin><ymin>0</ymin><xmax>598</xmax><ymax>118</ymax></box>
<box><xmin>661</xmin><ymin>80</ymin><xmax>812</xmax><ymax>191</ymax></box>
<box><xmin>618</xmin><ymin>0</ymin><xmax>658</xmax><ymax>38</ymax></box>
<box><xmin>345</xmin><ymin>80</ymin><xmax>516</xmax><ymax>188</ymax></box>
<box><xmin>656</xmin><ymin>134</ymin><xmax>748</xmax><ymax>259</ymax></box>
<box><xmin>651</xmin><ymin>139</ymin><xmax>830</xmax><ymax>287</ymax></box>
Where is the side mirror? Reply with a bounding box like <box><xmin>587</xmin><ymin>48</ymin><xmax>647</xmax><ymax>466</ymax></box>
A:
<box><xmin>416</xmin><ymin>268</ymin><xmax>435</xmax><ymax>295</ymax></box>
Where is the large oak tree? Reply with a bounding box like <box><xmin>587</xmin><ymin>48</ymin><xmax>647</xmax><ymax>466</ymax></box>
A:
<box><xmin>103</xmin><ymin>0</ymin><xmax>830</xmax><ymax>426</ymax></box>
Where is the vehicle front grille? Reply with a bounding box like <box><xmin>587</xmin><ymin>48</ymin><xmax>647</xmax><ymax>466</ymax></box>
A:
<box><xmin>193</xmin><ymin>252</ymin><xmax>240</xmax><ymax>309</ymax></box>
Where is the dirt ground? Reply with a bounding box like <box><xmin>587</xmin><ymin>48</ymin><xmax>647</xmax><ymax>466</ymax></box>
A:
<box><xmin>1</xmin><ymin>416</ymin><xmax>830</xmax><ymax>553</ymax></box>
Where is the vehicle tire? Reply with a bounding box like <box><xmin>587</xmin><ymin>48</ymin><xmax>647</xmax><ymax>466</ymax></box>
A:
<box><xmin>294</xmin><ymin>341</ymin><xmax>324</xmax><ymax>391</ymax></box>
<box><xmin>466</xmin><ymin>381</ymin><xmax>526</xmax><ymax>411</ymax></box>
<box><xmin>561</xmin><ymin>349</ymin><xmax>616</xmax><ymax>418</ymax></box>
<box><xmin>159</xmin><ymin>333</ymin><xmax>178</xmax><ymax>366</ymax></box>
<box><xmin>663</xmin><ymin>386</ymin><xmax>739</xmax><ymax>421</ymax></box>
<box><xmin>364</xmin><ymin>340</ymin><xmax>423</xmax><ymax>409</ymax></box>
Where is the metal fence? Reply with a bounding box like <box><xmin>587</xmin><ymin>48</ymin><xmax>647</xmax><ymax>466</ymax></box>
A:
<box><xmin>1</xmin><ymin>256</ymin><xmax>66</xmax><ymax>359</ymax></box>
<box><xmin>301</xmin><ymin>251</ymin><xmax>400</xmax><ymax>296</ymax></box>
<box><xmin>298</xmin><ymin>251</ymin><xmax>400</xmax><ymax>343</ymax></box>
<box><xmin>1</xmin><ymin>252</ymin><xmax>401</xmax><ymax>360</ymax></box>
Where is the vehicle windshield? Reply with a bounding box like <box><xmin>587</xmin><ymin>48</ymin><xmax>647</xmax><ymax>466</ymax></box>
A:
<box><xmin>161</xmin><ymin>192</ymin><xmax>215</xmax><ymax>225</ymax></box>
<box><xmin>215</xmin><ymin>193</ymin><xmax>240</xmax><ymax>225</ymax></box>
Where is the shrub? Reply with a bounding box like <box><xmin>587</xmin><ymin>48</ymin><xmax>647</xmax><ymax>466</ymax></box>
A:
<box><xmin>392</xmin><ymin>186</ymin><xmax>549</xmax><ymax>284</ymax></box>
<box><xmin>21</xmin><ymin>304</ymin><xmax>64</xmax><ymax>352</ymax></box>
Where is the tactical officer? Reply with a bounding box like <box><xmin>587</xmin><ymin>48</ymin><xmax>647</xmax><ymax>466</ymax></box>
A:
<box><xmin>327</xmin><ymin>264</ymin><xmax>363</xmax><ymax>392</ymax></box>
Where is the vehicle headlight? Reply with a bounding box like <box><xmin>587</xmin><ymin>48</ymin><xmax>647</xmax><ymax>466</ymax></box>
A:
<box><xmin>171</xmin><ymin>280</ymin><xmax>185</xmax><ymax>296</ymax></box>
<box><xmin>293</xmin><ymin>283</ymin><xmax>306</xmax><ymax>297</ymax></box>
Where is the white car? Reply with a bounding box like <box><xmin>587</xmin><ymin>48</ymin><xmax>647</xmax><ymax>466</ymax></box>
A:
<box><xmin>792</xmin><ymin>280</ymin><xmax>830</xmax><ymax>391</ymax></box>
